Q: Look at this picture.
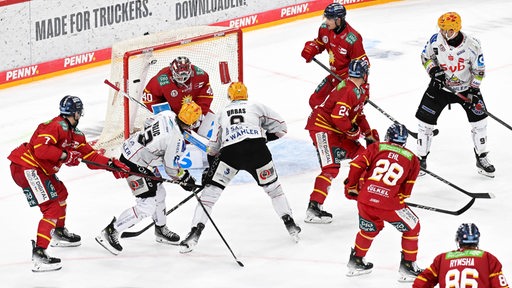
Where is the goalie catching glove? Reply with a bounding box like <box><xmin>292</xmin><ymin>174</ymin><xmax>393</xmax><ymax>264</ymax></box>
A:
<box><xmin>108</xmin><ymin>158</ymin><xmax>131</xmax><ymax>179</ymax></box>
<box><xmin>178</xmin><ymin>170</ymin><xmax>197</xmax><ymax>191</ymax></box>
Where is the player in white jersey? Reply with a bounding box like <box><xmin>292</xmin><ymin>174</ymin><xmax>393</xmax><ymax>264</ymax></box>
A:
<box><xmin>415</xmin><ymin>12</ymin><xmax>495</xmax><ymax>177</ymax></box>
<box><xmin>95</xmin><ymin>103</ymin><xmax>200</xmax><ymax>255</ymax></box>
<box><xmin>179</xmin><ymin>82</ymin><xmax>301</xmax><ymax>253</ymax></box>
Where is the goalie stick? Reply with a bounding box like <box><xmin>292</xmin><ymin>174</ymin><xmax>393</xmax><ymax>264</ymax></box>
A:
<box><xmin>421</xmin><ymin>167</ymin><xmax>495</xmax><ymax>199</ymax></box>
<box><xmin>103</xmin><ymin>79</ymin><xmax>207</xmax><ymax>152</ymax></box>
<box><xmin>311</xmin><ymin>57</ymin><xmax>439</xmax><ymax>139</ymax></box>
<box><xmin>444</xmin><ymin>85</ymin><xmax>512</xmax><ymax>132</ymax></box>
<box><xmin>406</xmin><ymin>197</ymin><xmax>475</xmax><ymax>216</ymax></box>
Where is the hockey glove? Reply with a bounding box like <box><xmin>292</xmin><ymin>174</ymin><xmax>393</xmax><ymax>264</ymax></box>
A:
<box><xmin>428</xmin><ymin>66</ymin><xmax>446</xmax><ymax>90</ymax></box>
<box><xmin>464</xmin><ymin>87</ymin><xmax>482</xmax><ymax>109</ymax></box>
<box><xmin>179</xmin><ymin>170</ymin><xmax>197</xmax><ymax>191</ymax></box>
<box><xmin>364</xmin><ymin>129</ymin><xmax>380</xmax><ymax>146</ymax></box>
<box><xmin>345</xmin><ymin>124</ymin><xmax>361</xmax><ymax>141</ymax></box>
<box><xmin>108</xmin><ymin>158</ymin><xmax>131</xmax><ymax>179</ymax></box>
<box><xmin>343</xmin><ymin>178</ymin><xmax>358</xmax><ymax>200</ymax></box>
<box><xmin>63</xmin><ymin>150</ymin><xmax>82</xmax><ymax>166</ymax></box>
<box><xmin>301</xmin><ymin>41</ymin><xmax>320</xmax><ymax>63</ymax></box>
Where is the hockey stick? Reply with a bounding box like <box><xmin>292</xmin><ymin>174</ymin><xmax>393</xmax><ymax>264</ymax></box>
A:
<box><xmin>421</xmin><ymin>167</ymin><xmax>495</xmax><ymax>199</ymax></box>
<box><xmin>80</xmin><ymin>159</ymin><xmax>201</xmax><ymax>190</ymax></box>
<box><xmin>444</xmin><ymin>86</ymin><xmax>512</xmax><ymax>132</ymax></box>
<box><xmin>121</xmin><ymin>192</ymin><xmax>197</xmax><ymax>238</ymax></box>
<box><xmin>311</xmin><ymin>57</ymin><xmax>439</xmax><ymax>138</ymax></box>
<box><xmin>190</xmin><ymin>187</ymin><xmax>244</xmax><ymax>267</ymax></box>
<box><xmin>406</xmin><ymin>197</ymin><xmax>475</xmax><ymax>216</ymax></box>
<box><xmin>103</xmin><ymin>79</ymin><xmax>208</xmax><ymax>152</ymax></box>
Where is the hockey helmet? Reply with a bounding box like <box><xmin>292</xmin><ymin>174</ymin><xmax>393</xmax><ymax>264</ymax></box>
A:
<box><xmin>384</xmin><ymin>123</ymin><xmax>408</xmax><ymax>145</ymax></box>
<box><xmin>324</xmin><ymin>3</ymin><xmax>346</xmax><ymax>20</ymax></box>
<box><xmin>456</xmin><ymin>223</ymin><xmax>480</xmax><ymax>248</ymax></box>
<box><xmin>178</xmin><ymin>101</ymin><xmax>202</xmax><ymax>126</ymax></box>
<box><xmin>228</xmin><ymin>82</ymin><xmax>248</xmax><ymax>101</ymax></box>
<box><xmin>59</xmin><ymin>95</ymin><xmax>84</xmax><ymax>116</ymax></box>
<box><xmin>438</xmin><ymin>12</ymin><xmax>462</xmax><ymax>33</ymax></box>
<box><xmin>348</xmin><ymin>59</ymin><xmax>369</xmax><ymax>79</ymax></box>
<box><xmin>170</xmin><ymin>56</ymin><xmax>192</xmax><ymax>84</ymax></box>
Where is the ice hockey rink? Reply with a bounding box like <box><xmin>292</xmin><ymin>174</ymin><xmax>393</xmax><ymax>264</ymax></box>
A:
<box><xmin>1</xmin><ymin>0</ymin><xmax>511</xmax><ymax>287</ymax></box>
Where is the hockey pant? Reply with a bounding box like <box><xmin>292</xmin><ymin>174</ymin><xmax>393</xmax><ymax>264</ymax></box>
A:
<box><xmin>9</xmin><ymin>163</ymin><xmax>69</xmax><ymax>249</ymax></box>
<box><xmin>354</xmin><ymin>202</ymin><xmax>420</xmax><ymax>262</ymax></box>
<box><xmin>114</xmin><ymin>184</ymin><xmax>167</xmax><ymax>232</ymax></box>
<box><xmin>309</xmin><ymin>130</ymin><xmax>364</xmax><ymax>204</ymax></box>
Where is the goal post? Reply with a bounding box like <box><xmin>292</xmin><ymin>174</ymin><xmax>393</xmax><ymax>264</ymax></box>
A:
<box><xmin>94</xmin><ymin>26</ymin><xmax>243</xmax><ymax>157</ymax></box>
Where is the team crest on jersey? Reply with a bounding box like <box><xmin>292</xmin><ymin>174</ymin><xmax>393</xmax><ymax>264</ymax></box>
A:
<box><xmin>182</xmin><ymin>96</ymin><xmax>193</xmax><ymax>104</ymax></box>
<box><xmin>170</xmin><ymin>90</ymin><xmax>178</xmax><ymax>97</ymax></box>
<box><xmin>345</xmin><ymin>32</ymin><xmax>357</xmax><ymax>45</ymax></box>
<box><xmin>158</xmin><ymin>74</ymin><xmax>170</xmax><ymax>86</ymax></box>
<box><xmin>322</xmin><ymin>35</ymin><xmax>329</xmax><ymax>44</ymax></box>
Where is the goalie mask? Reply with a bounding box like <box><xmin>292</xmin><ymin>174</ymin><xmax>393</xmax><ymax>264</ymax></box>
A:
<box><xmin>170</xmin><ymin>56</ymin><xmax>192</xmax><ymax>84</ymax></box>
<box><xmin>227</xmin><ymin>82</ymin><xmax>248</xmax><ymax>101</ymax></box>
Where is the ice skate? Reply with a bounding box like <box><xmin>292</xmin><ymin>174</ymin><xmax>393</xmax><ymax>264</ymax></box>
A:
<box><xmin>179</xmin><ymin>223</ymin><xmax>205</xmax><ymax>253</ymax></box>
<box><xmin>155</xmin><ymin>225</ymin><xmax>180</xmax><ymax>245</ymax></box>
<box><xmin>305</xmin><ymin>201</ymin><xmax>332</xmax><ymax>224</ymax></box>
<box><xmin>95</xmin><ymin>217</ymin><xmax>122</xmax><ymax>255</ymax></box>
<box><xmin>31</xmin><ymin>240</ymin><xmax>62</xmax><ymax>272</ymax></box>
<box><xmin>418</xmin><ymin>156</ymin><xmax>427</xmax><ymax>176</ymax></box>
<box><xmin>282</xmin><ymin>214</ymin><xmax>301</xmax><ymax>243</ymax></box>
<box><xmin>50</xmin><ymin>227</ymin><xmax>81</xmax><ymax>247</ymax></box>
<box><xmin>474</xmin><ymin>149</ymin><xmax>495</xmax><ymax>178</ymax></box>
<box><xmin>398</xmin><ymin>252</ymin><xmax>423</xmax><ymax>282</ymax></box>
<box><xmin>346</xmin><ymin>248</ymin><xmax>373</xmax><ymax>276</ymax></box>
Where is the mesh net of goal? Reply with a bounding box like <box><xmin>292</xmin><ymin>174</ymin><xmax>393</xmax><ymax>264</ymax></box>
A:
<box><xmin>94</xmin><ymin>25</ymin><xmax>242</xmax><ymax>157</ymax></box>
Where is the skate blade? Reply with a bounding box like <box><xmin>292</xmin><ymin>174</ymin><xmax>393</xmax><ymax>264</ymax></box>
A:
<box><xmin>50</xmin><ymin>240</ymin><xmax>81</xmax><ymax>247</ymax></box>
<box><xmin>95</xmin><ymin>236</ymin><xmax>121</xmax><ymax>256</ymax></box>
<box><xmin>289</xmin><ymin>232</ymin><xmax>300</xmax><ymax>243</ymax></box>
<box><xmin>32</xmin><ymin>262</ymin><xmax>62</xmax><ymax>272</ymax></box>
<box><xmin>304</xmin><ymin>216</ymin><xmax>332</xmax><ymax>224</ymax></box>
<box><xmin>179</xmin><ymin>244</ymin><xmax>194</xmax><ymax>254</ymax></box>
<box><xmin>477</xmin><ymin>169</ymin><xmax>495</xmax><ymax>178</ymax></box>
<box><xmin>156</xmin><ymin>238</ymin><xmax>181</xmax><ymax>246</ymax></box>
<box><xmin>398</xmin><ymin>274</ymin><xmax>418</xmax><ymax>282</ymax></box>
<box><xmin>346</xmin><ymin>268</ymin><xmax>373</xmax><ymax>277</ymax></box>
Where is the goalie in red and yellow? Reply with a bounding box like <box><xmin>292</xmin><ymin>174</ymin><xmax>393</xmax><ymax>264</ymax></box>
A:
<box><xmin>142</xmin><ymin>56</ymin><xmax>215</xmax><ymax>138</ymax></box>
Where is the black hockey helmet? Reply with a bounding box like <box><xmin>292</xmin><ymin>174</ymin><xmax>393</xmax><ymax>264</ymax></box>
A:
<box><xmin>324</xmin><ymin>3</ymin><xmax>346</xmax><ymax>20</ymax></box>
<box><xmin>59</xmin><ymin>95</ymin><xmax>84</xmax><ymax>116</ymax></box>
<box><xmin>385</xmin><ymin>123</ymin><xmax>408</xmax><ymax>145</ymax></box>
<box><xmin>456</xmin><ymin>223</ymin><xmax>480</xmax><ymax>248</ymax></box>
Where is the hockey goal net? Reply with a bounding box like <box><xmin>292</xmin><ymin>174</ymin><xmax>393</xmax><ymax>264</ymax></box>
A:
<box><xmin>94</xmin><ymin>26</ymin><xmax>243</xmax><ymax>156</ymax></box>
